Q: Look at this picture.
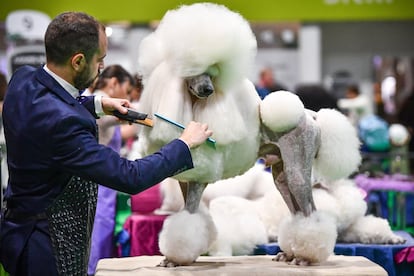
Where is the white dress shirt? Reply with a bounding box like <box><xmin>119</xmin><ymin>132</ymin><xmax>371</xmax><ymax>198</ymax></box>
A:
<box><xmin>43</xmin><ymin>65</ymin><xmax>105</xmax><ymax>116</ymax></box>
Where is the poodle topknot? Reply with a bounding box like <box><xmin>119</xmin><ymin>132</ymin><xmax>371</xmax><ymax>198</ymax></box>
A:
<box><xmin>138</xmin><ymin>2</ymin><xmax>257</xmax><ymax>90</ymax></box>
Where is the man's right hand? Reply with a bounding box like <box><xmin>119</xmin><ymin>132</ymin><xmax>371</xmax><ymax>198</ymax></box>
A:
<box><xmin>179</xmin><ymin>121</ymin><xmax>213</xmax><ymax>149</ymax></box>
<box><xmin>101</xmin><ymin>97</ymin><xmax>131</xmax><ymax>115</ymax></box>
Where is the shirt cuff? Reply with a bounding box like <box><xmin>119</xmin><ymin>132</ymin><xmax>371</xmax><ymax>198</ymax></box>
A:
<box><xmin>95</xmin><ymin>95</ymin><xmax>105</xmax><ymax>117</ymax></box>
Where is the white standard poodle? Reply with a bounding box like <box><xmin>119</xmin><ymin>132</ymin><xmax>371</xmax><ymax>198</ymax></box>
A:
<box><xmin>135</xmin><ymin>2</ymin><xmax>362</xmax><ymax>267</ymax></box>
<box><xmin>136</xmin><ymin>2</ymin><xmax>261</xmax><ymax>267</ymax></box>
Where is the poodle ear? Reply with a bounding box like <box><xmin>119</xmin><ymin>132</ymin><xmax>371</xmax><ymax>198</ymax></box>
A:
<box><xmin>137</xmin><ymin>33</ymin><xmax>165</xmax><ymax>80</ymax></box>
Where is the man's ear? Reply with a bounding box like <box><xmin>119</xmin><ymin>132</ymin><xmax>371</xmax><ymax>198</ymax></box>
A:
<box><xmin>71</xmin><ymin>53</ymin><xmax>86</xmax><ymax>72</ymax></box>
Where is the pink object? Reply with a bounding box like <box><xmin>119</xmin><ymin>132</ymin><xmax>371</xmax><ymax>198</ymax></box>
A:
<box><xmin>395</xmin><ymin>246</ymin><xmax>414</xmax><ymax>263</ymax></box>
<box><xmin>131</xmin><ymin>183</ymin><xmax>162</xmax><ymax>214</ymax></box>
<box><xmin>123</xmin><ymin>213</ymin><xmax>168</xmax><ymax>256</ymax></box>
<box><xmin>125</xmin><ymin>183</ymin><xmax>167</xmax><ymax>256</ymax></box>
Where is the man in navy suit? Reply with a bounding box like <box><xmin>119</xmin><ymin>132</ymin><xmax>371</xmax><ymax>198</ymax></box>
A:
<box><xmin>0</xmin><ymin>12</ymin><xmax>212</xmax><ymax>275</ymax></box>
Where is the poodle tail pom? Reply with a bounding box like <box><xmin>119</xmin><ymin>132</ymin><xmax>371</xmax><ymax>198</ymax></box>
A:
<box><xmin>313</xmin><ymin>109</ymin><xmax>361</xmax><ymax>181</ymax></box>
<box><xmin>260</xmin><ymin>91</ymin><xmax>305</xmax><ymax>132</ymax></box>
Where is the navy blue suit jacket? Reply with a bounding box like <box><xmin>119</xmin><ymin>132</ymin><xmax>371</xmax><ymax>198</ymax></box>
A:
<box><xmin>0</xmin><ymin>65</ymin><xmax>193</xmax><ymax>274</ymax></box>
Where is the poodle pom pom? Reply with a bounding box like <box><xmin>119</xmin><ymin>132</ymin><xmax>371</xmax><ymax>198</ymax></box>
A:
<box><xmin>260</xmin><ymin>91</ymin><xmax>305</xmax><ymax>132</ymax></box>
<box><xmin>159</xmin><ymin>208</ymin><xmax>217</xmax><ymax>264</ymax></box>
<box><xmin>278</xmin><ymin>211</ymin><xmax>337</xmax><ymax>263</ymax></box>
<box><xmin>313</xmin><ymin>109</ymin><xmax>361</xmax><ymax>181</ymax></box>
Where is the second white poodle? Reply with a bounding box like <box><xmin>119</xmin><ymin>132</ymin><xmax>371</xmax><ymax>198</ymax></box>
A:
<box><xmin>200</xmin><ymin>163</ymin><xmax>405</xmax><ymax>259</ymax></box>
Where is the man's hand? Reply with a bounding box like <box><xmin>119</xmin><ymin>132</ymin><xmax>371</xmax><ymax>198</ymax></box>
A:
<box><xmin>101</xmin><ymin>97</ymin><xmax>131</xmax><ymax>115</ymax></box>
<box><xmin>179</xmin><ymin>121</ymin><xmax>213</xmax><ymax>149</ymax></box>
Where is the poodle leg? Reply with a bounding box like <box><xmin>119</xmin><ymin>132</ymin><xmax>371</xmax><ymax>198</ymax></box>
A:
<box><xmin>261</xmin><ymin>114</ymin><xmax>328</xmax><ymax>265</ymax></box>
<box><xmin>260</xmin><ymin>144</ymin><xmax>312</xmax><ymax>264</ymax></box>
<box><xmin>275</xmin><ymin>114</ymin><xmax>320</xmax><ymax>216</ymax></box>
<box><xmin>260</xmin><ymin>114</ymin><xmax>320</xmax><ymax>216</ymax></box>
<box><xmin>183</xmin><ymin>182</ymin><xmax>207</xmax><ymax>213</ymax></box>
<box><xmin>158</xmin><ymin>182</ymin><xmax>208</xmax><ymax>267</ymax></box>
<box><xmin>178</xmin><ymin>181</ymin><xmax>207</xmax><ymax>213</ymax></box>
<box><xmin>179</xmin><ymin>181</ymin><xmax>188</xmax><ymax>202</ymax></box>
<box><xmin>259</xmin><ymin>143</ymin><xmax>296</xmax><ymax>214</ymax></box>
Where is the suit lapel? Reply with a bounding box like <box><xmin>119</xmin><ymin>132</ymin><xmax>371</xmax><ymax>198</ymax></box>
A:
<box><xmin>35</xmin><ymin>67</ymin><xmax>79</xmax><ymax>106</ymax></box>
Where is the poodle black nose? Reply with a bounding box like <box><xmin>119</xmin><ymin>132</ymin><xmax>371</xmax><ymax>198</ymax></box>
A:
<box><xmin>200</xmin><ymin>85</ymin><xmax>214</xmax><ymax>97</ymax></box>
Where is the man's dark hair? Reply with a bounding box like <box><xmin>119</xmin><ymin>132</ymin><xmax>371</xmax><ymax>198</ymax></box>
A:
<box><xmin>44</xmin><ymin>12</ymin><xmax>104</xmax><ymax>65</ymax></box>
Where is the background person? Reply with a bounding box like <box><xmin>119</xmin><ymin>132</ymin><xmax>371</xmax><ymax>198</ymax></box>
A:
<box><xmin>86</xmin><ymin>64</ymin><xmax>138</xmax><ymax>274</ymax></box>
<box><xmin>255</xmin><ymin>67</ymin><xmax>287</xmax><ymax>100</ymax></box>
<box><xmin>255</xmin><ymin>67</ymin><xmax>286</xmax><ymax>100</ymax></box>
<box><xmin>337</xmin><ymin>84</ymin><xmax>372</xmax><ymax>126</ymax></box>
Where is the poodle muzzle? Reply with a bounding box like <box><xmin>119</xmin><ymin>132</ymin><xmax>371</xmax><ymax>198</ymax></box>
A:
<box><xmin>186</xmin><ymin>73</ymin><xmax>214</xmax><ymax>99</ymax></box>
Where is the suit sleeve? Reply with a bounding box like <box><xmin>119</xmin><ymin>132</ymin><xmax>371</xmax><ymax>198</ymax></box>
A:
<box><xmin>52</xmin><ymin>115</ymin><xmax>193</xmax><ymax>194</ymax></box>
<box><xmin>77</xmin><ymin>96</ymin><xmax>99</xmax><ymax>119</ymax></box>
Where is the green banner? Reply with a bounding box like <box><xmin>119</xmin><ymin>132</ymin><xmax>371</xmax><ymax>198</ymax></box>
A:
<box><xmin>1</xmin><ymin>0</ymin><xmax>413</xmax><ymax>22</ymax></box>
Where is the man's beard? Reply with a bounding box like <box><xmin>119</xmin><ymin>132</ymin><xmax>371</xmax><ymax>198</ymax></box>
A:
<box><xmin>74</xmin><ymin>66</ymin><xmax>100</xmax><ymax>91</ymax></box>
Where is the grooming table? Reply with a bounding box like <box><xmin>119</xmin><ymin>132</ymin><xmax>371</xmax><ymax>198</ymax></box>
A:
<box><xmin>255</xmin><ymin>231</ymin><xmax>414</xmax><ymax>276</ymax></box>
<box><xmin>95</xmin><ymin>255</ymin><xmax>387</xmax><ymax>276</ymax></box>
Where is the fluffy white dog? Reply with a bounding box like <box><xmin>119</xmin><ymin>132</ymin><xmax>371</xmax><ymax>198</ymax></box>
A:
<box><xmin>201</xmin><ymin>163</ymin><xmax>405</xmax><ymax>258</ymax></box>
<box><xmin>136</xmin><ymin>3</ymin><xmax>260</xmax><ymax>267</ymax></box>
<box><xmin>135</xmin><ymin>2</ymin><xmax>362</xmax><ymax>267</ymax></box>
